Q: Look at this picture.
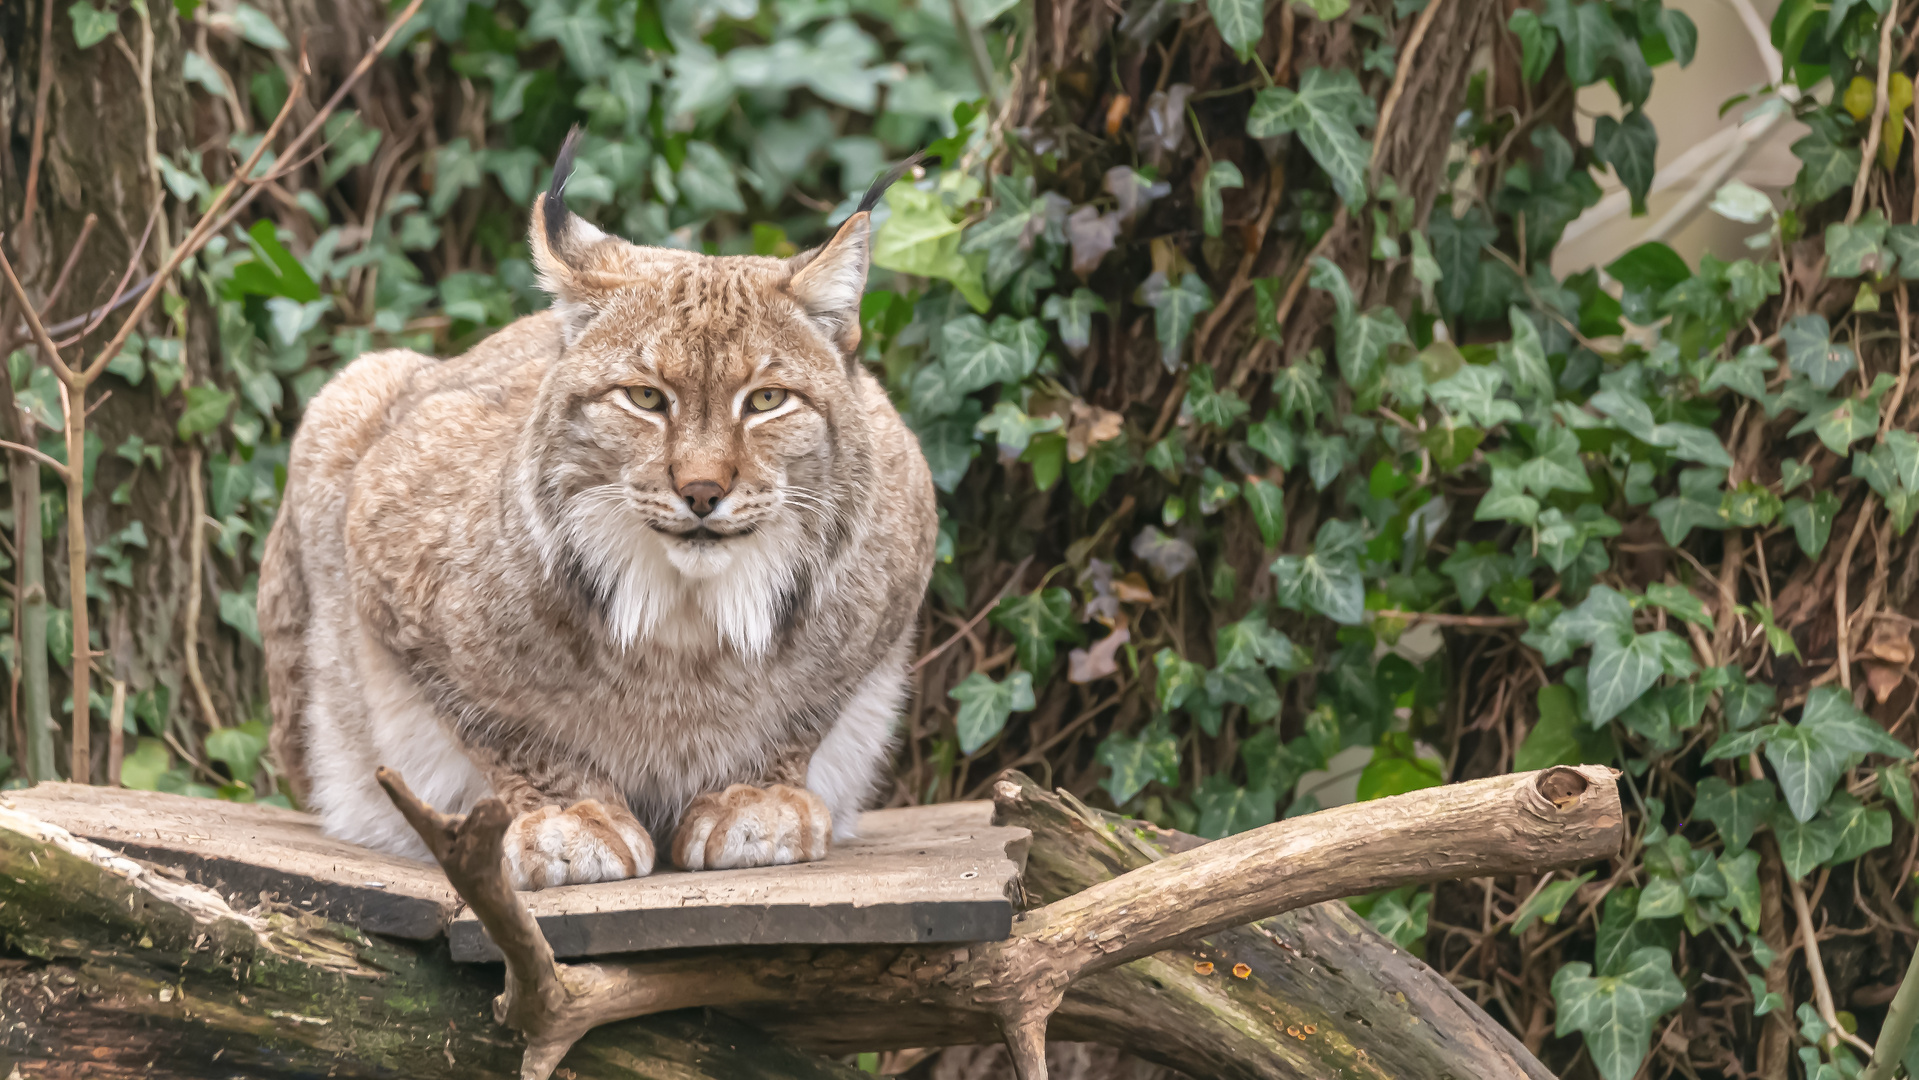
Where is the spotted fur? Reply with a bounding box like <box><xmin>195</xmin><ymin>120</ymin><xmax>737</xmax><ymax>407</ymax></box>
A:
<box><xmin>260</xmin><ymin>145</ymin><xmax>937</xmax><ymax>888</ymax></box>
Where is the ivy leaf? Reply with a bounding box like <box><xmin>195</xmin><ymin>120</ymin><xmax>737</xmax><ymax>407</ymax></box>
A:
<box><xmin>1195</xmin><ymin>775</ymin><xmax>1277</xmax><ymax>839</ymax></box>
<box><xmin>1247</xmin><ymin>415</ymin><xmax>1297</xmax><ymax>468</ymax></box>
<box><xmin>1096</xmin><ymin>719</ymin><xmax>1181</xmax><ymax>805</ymax></box>
<box><xmin>1655</xmin><ymin>8</ymin><xmax>1697</xmax><ymax>66</ymax></box>
<box><xmin>873</xmin><ymin>186</ymin><xmax>988</xmax><ymax>310</ymax></box>
<box><xmin>1539</xmin><ymin>0</ymin><xmax>1624</xmax><ymax>87</ymax></box>
<box><xmin>1798</xmin><ymin>397</ymin><xmax>1878</xmax><ymax>455</ymax></box>
<box><xmin>1271</xmin><ymin>520</ymin><xmax>1366</xmax><ymax>625</ymax></box>
<box><xmin>975</xmin><ymin>402</ymin><xmax>1062</xmax><ymax>458</ymax></box>
<box><xmin>1552</xmin><ymin>947</ymin><xmax>1687</xmax><ymax>1080</ymax></box>
<box><xmin>1184</xmin><ymin>366</ymin><xmax>1250</xmax><ymax>429</ymax></box>
<box><xmin>1508</xmin><ymin>9</ymin><xmax>1558</xmax><ymax>85</ymax></box>
<box><xmin>1040</xmin><ymin>288</ymin><xmax>1106</xmax><ymax>354</ymax></box>
<box><xmin>1721</xmin><ymin>671</ymin><xmax>1778</xmax><ymax>730</ymax></box>
<box><xmin>1137</xmin><ymin>272</ymin><xmax>1215</xmax><ymax>371</ymax></box>
<box><xmin>1247</xmin><ymin>67</ymin><xmax>1376</xmax><ymax>207</ymax></box>
<box><xmin>1152</xmin><ymin>648</ymin><xmax>1207</xmax><ymax>713</ymax></box>
<box><xmin>1428</xmin><ymin>364</ymin><xmax>1521</xmax><ymax>429</ymax></box>
<box><xmin>1826</xmin><ymin>213</ymin><xmax>1893</xmax><ymax>277</ymax></box>
<box><xmin>1198</xmin><ymin>160</ymin><xmax>1245</xmax><ymax>237</ymax></box>
<box><xmin>948</xmin><ymin>670</ymin><xmax>1035</xmax><ymax>755</ymax></box>
<box><xmin>1441</xmin><ymin>543</ymin><xmax>1521</xmax><ymax>612</ymax></box>
<box><xmin>1649</xmin><ymin>466</ymin><xmax>1726</xmax><ymax>545</ymax></box>
<box><xmin>1512</xmin><ymin>871</ymin><xmax>1594</xmax><ymax>935</ymax></box>
<box><xmin>1782</xmin><ymin>490</ymin><xmax>1841</xmax><ymax>557</ymax></box>
<box><xmin>1243</xmin><ymin>477</ymin><xmax>1286</xmax><ymax>548</ymax></box>
<box><xmin>1301</xmin><ymin>431</ymin><xmax>1353</xmax><ymax>491</ymax></box>
<box><xmin>1270</xmin><ymin>354</ymin><xmax>1331</xmax><ymax>424</ymax></box>
<box><xmin>1702</xmin><ymin>344</ymin><xmax>1777</xmax><ymax>402</ymax></box>
<box><xmin>1428</xmin><ymin>205</ymin><xmax>1497</xmax><ymax>317</ymax></box>
<box><xmin>1642</xmin><ymin>583</ymin><xmax>1711</xmax><ymax>627</ymax></box>
<box><xmin>940</xmin><ymin>314</ymin><xmax>1045</xmax><ymax>394</ymax></box>
<box><xmin>1586</xmin><ymin>630</ymin><xmax>1686</xmax><ymax>727</ymax></box>
<box><xmin>989</xmin><ymin>587</ymin><xmax>1082</xmax><ymax>675</ymax></box>
<box><xmin>1884</xmin><ymin>765</ymin><xmax>1917</xmax><ymax>823</ymax></box>
<box><xmin>1069</xmin><ymin>432</ymin><xmax>1135</xmax><ymax>506</ymax></box>
<box><xmin>1802</xmin><ymin>684</ymin><xmax>1913</xmax><ymax>758</ymax></box>
<box><xmin>1498</xmin><ymin>307</ymin><xmax>1553</xmax><ymax>401</ymax></box>
<box><xmin>1825</xmin><ymin>793</ymin><xmax>1893</xmax><ymax>865</ymax></box>
<box><xmin>1782</xmin><ymin>315</ymin><xmax>1856</xmax><ymax>392</ymax></box>
<box><xmin>1205</xmin><ymin>0</ymin><xmax>1266</xmax><ymax>59</ymax></box>
<box><xmin>1692</xmin><ymin>777</ymin><xmax>1777</xmax><ymax>856</ymax></box>
<box><xmin>1592</xmin><ymin>109</ymin><xmax>1658</xmax><ymax>215</ymax></box>
<box><xmin>69</xmin><ymin>1</ymin><xmax>117</xmax><ymax>48</ymax></box>
<box><xmin>526</xmin><ymin>0</ymin><xmax>615</xmax><ymax>78</ymax></box>
<box><xmin>1792</xmin><ymin>121</ymin><xmax>1861</xmax><ymax>205</ymax></box>
<box><xmin>177</xmin><ymin>386</ymin><xmax>235</xmax><ymax>441</ymax></box>
<box><xmin>1518</xmin><ymin>423</ymin><xmax>1593</xmax><ymax>496</ymax></box>
<box><xmin>1365</xmin><ymin>889</ymin><xmax>1432</xmax><ymax>951</ymax></box>
<box><xmin>913</xmin><ymin>412</ymin><xmax>982</xmax><ymax>493</ymax></box>
<box><xmin>1719</xmin><ymin>851</ymin><xmax>1761</xmax><ymax>932</ymax></box>
<box><xmin>1770</xmin><ymin>803</ymin><xmax>1842</xmax><ymax>879</ymax></box>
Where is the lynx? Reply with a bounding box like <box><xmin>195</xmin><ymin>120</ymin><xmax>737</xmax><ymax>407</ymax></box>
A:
<box><xmin>259</xmin><ymin>135</ymin><xmax>938</xmax><ymax>889</ymax></box>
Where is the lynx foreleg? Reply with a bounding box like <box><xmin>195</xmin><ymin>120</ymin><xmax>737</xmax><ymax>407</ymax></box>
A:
<box><xmin>468</xmin><ymin>746</ymin><xmax>656</xmax><ymax>890</ymax></box>
<box><xmin>670</xmin><ymin>749</ymin><xmax>830</xmax><ymax>871</ymax></box>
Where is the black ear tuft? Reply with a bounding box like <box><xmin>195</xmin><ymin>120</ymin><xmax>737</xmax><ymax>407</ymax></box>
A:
<box><xmin>855</xmin><ymin>149</ymin><xmax>936</xmax><ymax>216</ymax></box>
<box><xmin>545</xmin><ymin>126</ymin><xmax>585</xmax><ymax>253</ymax></box>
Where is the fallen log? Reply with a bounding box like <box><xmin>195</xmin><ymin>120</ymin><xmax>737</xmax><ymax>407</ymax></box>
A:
<box><xmin>380</xmin><ymin>763</ymin><xmax>1622</xmax><ymax>1080</ymax></box>
<box><xmin>0</xmin><ymin>766</ymin><xmax>1618</xmax><ymax>1079</ymax></box>
<box><xmin>0</xmin><ymin>801</ymin><xmax>858</xmax><ymax>1080</ymax></box>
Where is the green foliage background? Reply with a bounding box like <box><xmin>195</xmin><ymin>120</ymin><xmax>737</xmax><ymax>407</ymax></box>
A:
<box><xmin>16</xmin><ymin>0</ymin><xmax>1919</xmax><ymax>1076</ymax></box>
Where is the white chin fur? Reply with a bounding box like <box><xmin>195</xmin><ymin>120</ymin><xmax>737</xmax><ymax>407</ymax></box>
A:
<box><xmin>553</xmin><ymin>486</ymin><xmax>801</xmax><ymax>656</ymax></box>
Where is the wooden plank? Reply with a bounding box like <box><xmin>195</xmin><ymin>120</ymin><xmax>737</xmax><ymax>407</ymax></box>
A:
<box><xmin>449</xmin><ymin>801</ymin><xmax>1029</xmax><ymax>961</ymax></box>
<box><xmin>1</xmin><ymin>785</ymin><xmax>1031</xmax><ymax>961</ymax></box>
<box><xmin>1</xmin><ymin>783</ymin><xmax>459</xmax><ymax>939</ymax></box>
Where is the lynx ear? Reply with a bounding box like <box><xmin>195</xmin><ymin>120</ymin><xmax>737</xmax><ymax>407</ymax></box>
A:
<box><xmin>788</xmin><ymin>151</ymin><xmax>930</xmax><ymax>359</ymax></box>
<box><xmin>529</xmin><ymin>127</ymin><xmax>613</xmax><ymax>346</ymax></box>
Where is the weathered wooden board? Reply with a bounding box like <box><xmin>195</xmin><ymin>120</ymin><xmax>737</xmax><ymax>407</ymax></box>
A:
<box><xmin>2</xmin><ymin>784</ymin><xmax>1030</xmax><ymax>961</ymax></box>
<box><xmin>450</xmin><ymin>801</ymin><xmax>1030</xmax><ymax>961</ymax></box>
<box><xmin>1</xmin><ymin>782</ymin><xmax>460</xmax><ymax>939</ymax></box>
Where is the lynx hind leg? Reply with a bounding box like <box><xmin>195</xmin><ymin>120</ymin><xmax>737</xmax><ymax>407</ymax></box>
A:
<box><xmin>504</xmin><ymin>800</ymin><xmax>656</xmax><ymax>890</ymax></box>
<box><xmin>671</xmin><ymin>784</ymin><xmax>831</xmax><ymax>871</ymax></box>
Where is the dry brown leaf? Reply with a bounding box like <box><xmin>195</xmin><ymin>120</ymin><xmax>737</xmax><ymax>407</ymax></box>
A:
<box><xmin>1114</xmin><ymin>572</ymin><xmax>1155</xmax><ymax>604</ymax></box>
<box><xmin>1865</xmin><ymin>660</ymin><xmax>1904</xmax><ymax>705</ymax></box>
<box><xmin>1104</xmin><ymin>93</ymin><xmax>1132</xmax><ymax>137</ymax></box>
<box><xmin>1067</xmin><ymin>206</ymin><xmax>1121</xmax><ymax>278</ymax></box>
<box><xmin>1867</xmin><ymin>620</ymin><xmax>1915</xmax><ymax>665</ymax></box>
<box><xmin>1066</xmin><ymin>400</ymin><xmax>1124</xmax><ymax>462</ymax></box>
<box><xmin>1068</xmin><ymin>621</ymin><xmax>1130</xmax><ymax>684</ymax></box>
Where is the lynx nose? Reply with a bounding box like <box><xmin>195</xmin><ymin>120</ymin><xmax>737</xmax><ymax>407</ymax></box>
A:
<box><xmin>678</xmin><ymin>480</ymin><xmax>726</xmax><ymax>517</ymax></box>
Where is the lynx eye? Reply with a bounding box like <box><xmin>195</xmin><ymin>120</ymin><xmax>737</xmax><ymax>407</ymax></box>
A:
<box><xmin>623</xmin><ymin>386</ymin><xmax>666</xmax><ymax>411</ymax></box>
<box><xmin>748</xmin><ymin>388</ymin><xmax>789</xmax><ymax>413</ymax></box>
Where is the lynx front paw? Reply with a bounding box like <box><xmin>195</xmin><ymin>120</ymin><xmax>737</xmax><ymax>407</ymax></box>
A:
<box><xmin>671</xmin><ymin>784</ymin><xmax>831</xmax><ymax>871</ymax></box>
<box><xmin>503</xmin><ymin>800</ymin><xmax>655</xmax><ymax>890</ymax></box>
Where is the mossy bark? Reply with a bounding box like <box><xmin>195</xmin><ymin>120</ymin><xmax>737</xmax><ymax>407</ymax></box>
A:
<box><xmin>0</xmin><ymin>805</ymin><xmax>859</xmax><ymax>1079</ymax></box>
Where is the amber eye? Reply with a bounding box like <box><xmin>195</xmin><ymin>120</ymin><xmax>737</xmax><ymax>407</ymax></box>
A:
<box><xmin>624</xmin><ymin>386</ymin><xmax>665</xmax><ymax>411</ymax></box>
<box><xmin>748</xmin><ymin>388</ymin><xmax>789</xmax><ymax>413</ymax></box>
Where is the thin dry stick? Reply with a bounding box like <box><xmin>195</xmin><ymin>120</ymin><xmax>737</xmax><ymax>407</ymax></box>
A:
<box><xmin>1792</xmin><ymin>872</ymin><xmax>1878</xmax><ymax>1057</ymax></box>
<box><xmin>911</xmin><ymin>555</ymin><xmax>1034</xmax><ymax>673</ymax></box>
<box><xmin>1375</xmin><ymin>609</ymin><xmax>1526</xmax><ymax>629</ymax></box>
<box><xmin>17</xmin><ymin>0</ymin><xmax>57</xmax><ymax>247</ymax></box>
<box><xmin>105</xmin><ymin>676</ymin><xmax>126</xmax><ymax>788</ymax></box>
<box><xmin>1837</xmin><ymin>501</ymin><xmax>1877</xmax><ymax>692</ymax></box>
<box><xmin>1885</xmin><ymin>281</ymin><xmax>1914</xmax><ymax>440</ymax></box>
<box><xmin>1367</xmin><ymin>0</ymin><xmax>1450</xmax><ymax>186</ymax></box>
<box><xmin>1849</xmin><ymin>0</ymin><xmax>1901</xmax><ymax>224</ymax></box>
<box><xmin>182</xmin><ymin>447</ymin><xmax>222</xmax><ymax>731</ymax></box>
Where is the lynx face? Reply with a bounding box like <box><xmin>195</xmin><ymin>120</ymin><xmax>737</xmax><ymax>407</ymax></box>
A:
<box><xmin>519</xmin><ymin>191</ymin><xmax>873</xmax><ymax>656</ymax></box>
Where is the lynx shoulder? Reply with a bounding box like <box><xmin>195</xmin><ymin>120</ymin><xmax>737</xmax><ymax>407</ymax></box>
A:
<box><xmin>260</xmin><ymin>136</ymin><xmax>938</xmax><ymax>888</ymax></box>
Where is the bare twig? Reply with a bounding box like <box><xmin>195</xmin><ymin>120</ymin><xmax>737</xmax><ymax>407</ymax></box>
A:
<box><xmin>1368</xmin><ymin>0</ymin><xmax>1449</xmax><ymax>186</ymax></box>
<box><xmin>1861</xmin><ymin>940</ymin><xmax>1919</xmax><ymax>1080</ymax></box>
<box><xmin>0</xmin><ymin>441</ymin><xmax>69</xmax><ymax>480</ymax></box>
<box><xmin>1837</xmin><ymin>500</ymin><xmax>1877</xmax><ymax>692</ymax></box>
<box><xmin>911</xmin><ymin>556</ymin><xmax>1034</xmax><ymax>673</ymax></box>
<box><xmin>1376</xmin><ymin>610</ymin><xmax>1526</xmax><ymax>629</ymax></box>
<box><xmin>182</xmin><ymin>447</ymin><xmax>224</xmax><ymax>731</ymax></box>
<box><xmin>17</xmin><ymin>0</ymin><xmax>58</xmax><ymax>248</ymax></box>
<box><xmin>1849</xmin><ymin>0</ymin><xmax>1901</xmax><ymax>225</ymax></box>
<box><xmin>1792</xmin><ymin>872</ymin><xmax>1878</xmax><ymax>1057</ymax></box>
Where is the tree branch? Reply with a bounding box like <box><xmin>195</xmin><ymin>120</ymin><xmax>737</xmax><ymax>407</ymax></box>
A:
<box><xmin>383</xmin><ymin>765</ymin><xmax>1623</xmax><ymax>1080</ymax></box>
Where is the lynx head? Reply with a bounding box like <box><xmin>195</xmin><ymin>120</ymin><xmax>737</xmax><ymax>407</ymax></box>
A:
<box><xmin>518</xmin><ymin>131</ymin><xmax>921</xmax><ymax>656</ymax></box>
